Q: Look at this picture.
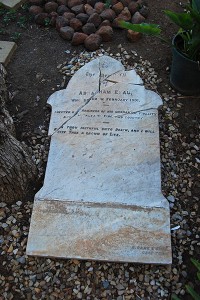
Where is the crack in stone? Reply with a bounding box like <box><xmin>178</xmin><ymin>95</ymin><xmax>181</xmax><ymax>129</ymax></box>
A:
<box><xmin>50</xmin><ymin>62</ymin><xmax>144</xmax><ymax>136</ymax></box>
<box><xmin>114</xmin><ymin>107</ymin><xmax>157</xmax><ymax>118</ymax></box>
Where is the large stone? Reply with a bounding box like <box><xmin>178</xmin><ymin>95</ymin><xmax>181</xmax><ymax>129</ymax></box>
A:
<box><xmin>27</xmin><ymin>56</ymin><xmax>172</xmax><ymax>264</ymax></box>
<box><xmin>71</xmin><ymin>4</ymin><xmax>85</xmax><ymax>15</ymax></box>
<box><xmin>128</xmin><ymin>1</ymin><xmax>139</xmax><ymax>14</ymax></box>
<box><xmin>131</xmin><ymin>11</ymin><xmax>145</xmax><ymax>24</ymax></box>
<box><xmin>94</xmin><ymin>2</ymin><xmax>105</xmax><ymax>14</ymax></box>
<box><xmin>87</xmin><ymin>13</ymin><xmax>102</xmax><ymax>28</ymax></box>
<box><xmin>68</xmin><ymin>0</ymin><xmax>82</xmax><ymax>8</ymax></box>
<box><xmin>96</xmin><ymin>25</ymin><xmax>113</xmax><ymax>42</ymax></box>
<box><xmin>127</xmin><ymin>29</ymin><xmax>142</xmax><ymax>42</ymax></box>
<box><xmin>56</xmin><ymin>16</ymin><xmax>69</xmax><ymax>30</ymax></box>
<box><xmin>0</xmin><ymin>41</ymin><xmax>17</xmax><ymax>66</ymax></box>
<box><xmin>84</xmin><ymin>33</ymin><xmax>102</xmax><ymax>50</ymax></box>
<box><xmin>118</xmin><ymin>7</ymin><xmax>131</xmax><ymax>22</ymax></box>
<box><xmin>57</xmin><ymin>5</ymin><xmax>70</xmax><ymax>15</ymax></box>
<box><xmin>100</xmin><ymin>8</ymin><xmax>116</xmax><ymax>21</ymax></box>
<box><xmin>76</xmin><ymin>13</ymin><xmax>89</xmax><ymax>24</ymax></box>
<box><xmin>71</xmin><ymin>32</ymin><xmax>88</xmax><ymax>45</ymax></box>
<box><xmin>112</xmin><ymin>2</ymin><xmax>124</xmax><ymax>15</ymax></box>
<box><xmin>69</xmin><ymin>18</ymin><xmax>83</xmax><ymax>31</ymax></box>
<box><xmin>29</xmin><ymin>5</ymin><xmax>44</xmax><ymax>16</ymax></box>
<box><xmin>45</xmin><ymin>2</ymin><xmax>58</xmax><ymax>13</ymax></box>
<box><xmin>82</xmin><ymin>23</ymin><xmax>96</xmax><ymax>34</ymax></box>
<box><xmin>59</xmin><ymin>26</ymin><xmax>74</xmax><ymax>40</ymax></box>
<box><xmin>84</xmin><ymin>4</ymin><xmax>96</xmax><ymax>16</ymax></box>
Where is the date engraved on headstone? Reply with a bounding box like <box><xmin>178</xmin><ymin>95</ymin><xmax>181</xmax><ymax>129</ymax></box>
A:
<box><xmin>27</xmin><ymin>56</ymin><xmax>172</xmax><ymax>264</ymax></box>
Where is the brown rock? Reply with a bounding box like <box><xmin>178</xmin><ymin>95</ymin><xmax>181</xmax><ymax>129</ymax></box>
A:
<box><xmin>84</xmin><ymin>4</ymin><xmax>95</xmax><ymax>16</ymax></box>
<box><xmin>49</xmin><ymin>11</ymin><xmax>58</xmax><ymax>26</ymax></box>
<box><xmin>57</xmin><ymin>5</ymin><xmax>70</xmax><ymax>15</ymax></box>
<box><xmin>118</xmin><ymin>7</ymin><xmax>131</xmax><ymax>22</ymax></box>
<box><xmin>56</xmin><ymin>16</ymin><xmax>69</xmax><ymax>30</ymax></box>
<box><xmin>35</xmin><ymin>13</ymin><xmax>49</xmax><ymax>25</ymax></box>
<box><xmin>96</xmin><ymin>25</ymin><xmax>113</xmax><ymax>41</ymax></box>
<box><xmin>68</xmin><ymin>0</ymin><xmax>82</xmax><ymax>9</ymax></box>
<box><xmin>71</xmin><ymin>4</ymin><xmax>85</xmax><ymax>14</ymax></box>
<box><xmin>45</xmin><ymin>2</ymin><xmax>58</xmax><ymax>13</ymax></box>
<box><xmin>112</xmin><ymin>2</ymin><xmax>124</xmax><ymax>15</ymax></box>
<box><xmin>71</xmin><ymin>32</ymin><xmax>88</xmax><ymax>45</ymax></box>
<box><xmin>127</xmin><ymin>29</ymin><xmax>142</xmax><ymax>42</ymax></box>
<box><xmin>100</xmin><ymin>9</ymin><xmax>116</xmax><ymax>21</ymax></box>
<box><xmin>76</xmin><ymin>13</ymin><xmax>89</xmax><ymax>24</ymax></box>
<box><xmin>111</xmin><ymin>0</ymin><xmax>118</xmax><ymax>5</ymax></box>
<box><xmin>112</xmin><ymin>17</ymin><xmax>124</xmax><ymax>28</ymax></box>
<box><xmin>82</xmin><ymin>23</ymin><xmax>96</xmax><ymax>34</ymax></box>
<box><xmin>139</xmin><ymin>6</ymin><xmax>149</xmax><ymax>18</ymax></box>
<box><xmin>69</xmin><ymin>18</ymin><xmax>83</xmax><ymax>31</ymax></box>
<box><xmin>63</xmin><ymin>12</ymin><xmax>75</xmax><ymax>21</ymax></box>
<box><xmin>57</xmin><ymin>0</ymin><xmax>67</xmax><ymax>5</ymax></box>
<box><xmin>131</xmin><ymin>11</ymin><xmax>145</xmax><ymax>23</ymax></box>
<box><xmin>29</xmin><ymin>5</ymin><xmax>43</xmax><ymax>15</ymax></box>
<box><xmin>120</xmin><ymin>0</ymin><xmax>131</xmax><ymax>7</ymax></box>
<box><xmin>84</xmin><ymin>33</ymin><xmax>102</xmax><ymax>50</ymax></box>
<box><xmin>99</xmin><ymin>19</ymin><xmax>111</xmax><ymax>27</ymax></box>
<box><xmin>87</xmin><ymin>13</ymin><xmax>102</xmax><ymax>27</ymax></box>
<box><xmin>128</xmin><ymin>1</ymin><xmax>138</xmax><ymax>14</ymax></box>
<box><xmin>94</xmin><ymin>2</ymin><xmax>105</xmax><ymax>14</ymax></box>
<box><xmin>59</xmin><ymin>26</ymin><xmax>74</xmax><ymax>40</ymax></box>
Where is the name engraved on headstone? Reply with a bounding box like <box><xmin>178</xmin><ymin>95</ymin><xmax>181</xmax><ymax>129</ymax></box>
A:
<box><xmin>27</xmin><ymin>56</ymin><xmax>172</xmax><ymax>264</ymax></box>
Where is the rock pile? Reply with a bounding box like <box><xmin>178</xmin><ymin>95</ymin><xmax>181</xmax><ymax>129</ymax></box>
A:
<box><xmin>28</xmin><ymin>0</ymin><xmax>148</xmax><ymax>50</ymax></box>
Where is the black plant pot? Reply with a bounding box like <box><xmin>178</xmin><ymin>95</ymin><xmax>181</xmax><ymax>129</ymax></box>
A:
<box><xmin>170</xmin><ymin>34</ymin><xmax>200</xmax><ymax>95</ymax></box>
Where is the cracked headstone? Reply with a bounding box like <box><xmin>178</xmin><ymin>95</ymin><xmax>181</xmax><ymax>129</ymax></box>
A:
<box><xmin>27</xmin><ymin>56</ymin><xmax>172</xmax><ymax>264</ymax></box>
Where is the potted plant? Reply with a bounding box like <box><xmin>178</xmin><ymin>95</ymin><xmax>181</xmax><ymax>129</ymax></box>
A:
<box><xmin>120</xmin><ymin>0</ymin><xmax>200</xmax><ymax>95</ymax></box>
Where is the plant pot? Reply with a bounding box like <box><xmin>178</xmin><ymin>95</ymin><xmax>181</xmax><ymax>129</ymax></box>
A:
<box><xmin>170</xmin><ymin>34</ymin><xmax>200</xmax><ymax>95</ymax></box>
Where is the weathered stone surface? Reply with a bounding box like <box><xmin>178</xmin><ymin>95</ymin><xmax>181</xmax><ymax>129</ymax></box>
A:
<box><xmin>127</xmin><ymin>29</ymin><xmax>142</xmax><ymax>42</ymax></box>
<box><xmin>94</xmin><ymin>2</ymin><xmax>105</xmax><ymax>14</ymax></box>
<box><xmin>57</xmin><ymin>5</ymin><xmax>70</xmax><ymax>15</ymax></box>
<box><xmin>69</xmin><ymin>18</ymin><xmax>83</xmax><ymax>31</ymax></box>
<box><xmin>68</xmin><ymin>0</ymin><xmax>82</xmax><ymax>8</ymax></box>
<box><xmin>27</xmin><ymin>56</ymin><xmax>171</xmax><ymax>264</ymax></box>
<box><xmin>63</xmin><ymin>12</ymin><xmax>75</xmax><ymax>20</ymax></box>
<box><xmin>59</xmin><ymin>26</ymin><xmax>74</xmax><ymax>40</ymax></box>
<box><xmin>71</xmin><ymin>4</ymin><xmax>85</xmax><ymax>14</ymax></box>
<box><xmin>82</xmin><ymin>23</ymin><xmax>96</xmax><ymax>34</ymax></box>
<box><xmin>29</xmin><ymin>5</ymin><xmax>44</xmax><ymax>15</ymax></box>
<box><xmin>87</xmin><ymin>13</ymin><xmax>102</xmax><ymax>27</ymax></box>
<box><xmin>71</xmin><ymin>32</ymin><xmax>88</xmax><ymax>45</ymax></box>
<box><xmin>128</xmin><ymin>1</ymin><xmax>139</xmax><ymax>15</ymax></box>
<box><xmin>100</xmin><ymin>8</ymin><xmax>116</xmax><ymax>21</ymax></box>
<box><xmin>96</xmin><ymin>25</ymin><xmax>113</xmax><ymax>41</ymax></box>
<box><xmin>0</xmin><ymin>41</ymin><xmax>17</xmax><ymax>66</ymax></box>
<box><xmin>1</xmin><ymin>0</ymin><xmax>26</xmax><ymax>9</ymax></box>
<box><xmin>45</xmin><ymin>2</ymin><xmax>58</xmax><ymax>13</ymax></box>
<box><xmin>131</xmin><ymin>11</ymin><xmax>145</xmax><ymax>24</ymax></box>
<box><xmin>112</xmin><ymin>2</ymin><xmax>124</xmax><ymax>15</ymax></box>
<box><xmin>118</xmin><ymin>7</ymin><xmax>131</xmax><ymax>21</ymax></box>
<box><xmin>84</xmin><ymin>4</ymin><xmax>96</xmax><ymax>15</ymax></box>
<box><xmin>84</xmin><ymin>33</ymin><xmax>102</xmax><ymax>50</ymax></box>
<box><xmin>99</xmin><ymin>19</ymin><xmax>111</xmax><ymax>27</ymax></box>
<box><xmin>56</xmin><ymin>16</ymin><xmax>69</xmax><ymax>30</ymax></box>
<box><xmin>76</xmin><ymin>13</ymin><xmax>89</xmax><ymax>24</ymax></box>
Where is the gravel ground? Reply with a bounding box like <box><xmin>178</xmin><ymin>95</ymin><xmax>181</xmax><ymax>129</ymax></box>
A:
<box><xmin>0</xmin><ymin>47</ymin><xmax>199</xmax><ymax>300</ymax></box>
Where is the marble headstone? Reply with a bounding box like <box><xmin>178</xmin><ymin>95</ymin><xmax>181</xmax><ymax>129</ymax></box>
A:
<box><xmin>27</xmin><ymin>56</ymin><xmax>172</xmax><ymax>264</ymax></box>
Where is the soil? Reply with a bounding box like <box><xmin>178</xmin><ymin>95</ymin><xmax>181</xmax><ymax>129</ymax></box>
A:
<box><xmin>0</xmin><ymin>0</ymin><xmax>200</xmax><ymax>299</ymax></box>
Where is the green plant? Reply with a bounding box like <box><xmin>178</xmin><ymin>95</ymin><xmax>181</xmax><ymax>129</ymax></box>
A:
<box><xmin>2</xmin><ymin>9</ymin><xmax>17</xmax><ymax>24</ymax></box>
<box><xmin>120</xmin><ymin>0</ymin><xmax>200</xmax><ymax>61</ymax></box>
<box><xmin>11</xmin><ymin>32</ymin><xmax>21</xmax><ymax>41</ymax></box>
<box><xmin>171</xmin><ymin>258</ymin><xmax>200</xmax><ymax>300</ymax></box>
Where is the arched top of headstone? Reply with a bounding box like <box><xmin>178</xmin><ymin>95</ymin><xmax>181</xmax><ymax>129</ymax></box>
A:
<box><xmin>47</xmin><ymin>56</ymin><xmax>162</xmax><ymax>136</ymax></box>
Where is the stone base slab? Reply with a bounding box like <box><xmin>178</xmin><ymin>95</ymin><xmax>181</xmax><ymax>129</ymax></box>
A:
<box><xmin>1</xmin><ymin>0</ymin><xmax>27</xmax><ymax>9</ymax></box>
<box><xmin>26</xmin><ymin>200</ymin><xmax>172</xmax><ymax>264</ymax></box>
<box><xmin>0</xmin><ymin>41</ymin><xmax>17</xmax><ymax>66</ymax></box>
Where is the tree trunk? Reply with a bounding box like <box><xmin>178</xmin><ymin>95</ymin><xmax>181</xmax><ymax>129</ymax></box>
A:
<box><xmin>0</xmin><ymin>64</ymin><xmax>37</xmax><ymax>204</ymax></box>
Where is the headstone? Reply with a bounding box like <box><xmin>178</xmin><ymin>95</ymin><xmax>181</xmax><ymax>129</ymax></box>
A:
<box><xmin>1</xmin><ymin>0</ymin><xmax>27</xmax><ymax>9</ymax></box>
<box><xmin>27</xmin><ymin>56</ymin><xmax>172</xmax><ymax>264</ymax></box>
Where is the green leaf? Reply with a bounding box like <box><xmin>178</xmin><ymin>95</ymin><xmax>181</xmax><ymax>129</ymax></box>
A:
<box><xmin>197</xmin><ymin>272</ymin><xmax>200</xmax><ymax>281</ymax></box>
<box><xmin>192</xmin><ymin>0</ymin><xmax>200</xmax><ymax>13</ymax></box>
<box><xmin>119</xmin><ymin>21</ymin><xmax>161</xmax><ymax>36</ymax></box>
<box><xmin>172</xmin><ymin>294</ymin><xmax>181</xmax><ymax>300</ymax></box>
<box><xmin>164</xmin><ymin>10</ymin><xmax>194</xmax><ymax>30</ymax></box>
<box><xmin>186</xmin><ymin>285</ymin><xmax>200</xmax><ymax>300</ymax></box>
<box><xmin>191</xmin><ymin>258</ymin><xmax>200</xmax><ymax>272</ymax></box>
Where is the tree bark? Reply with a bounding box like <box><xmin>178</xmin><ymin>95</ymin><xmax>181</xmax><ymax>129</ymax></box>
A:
<box><xmin>0</xmin><ymin>64</ymin><xmax>37</xmax><ymax>204</ymax></box>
